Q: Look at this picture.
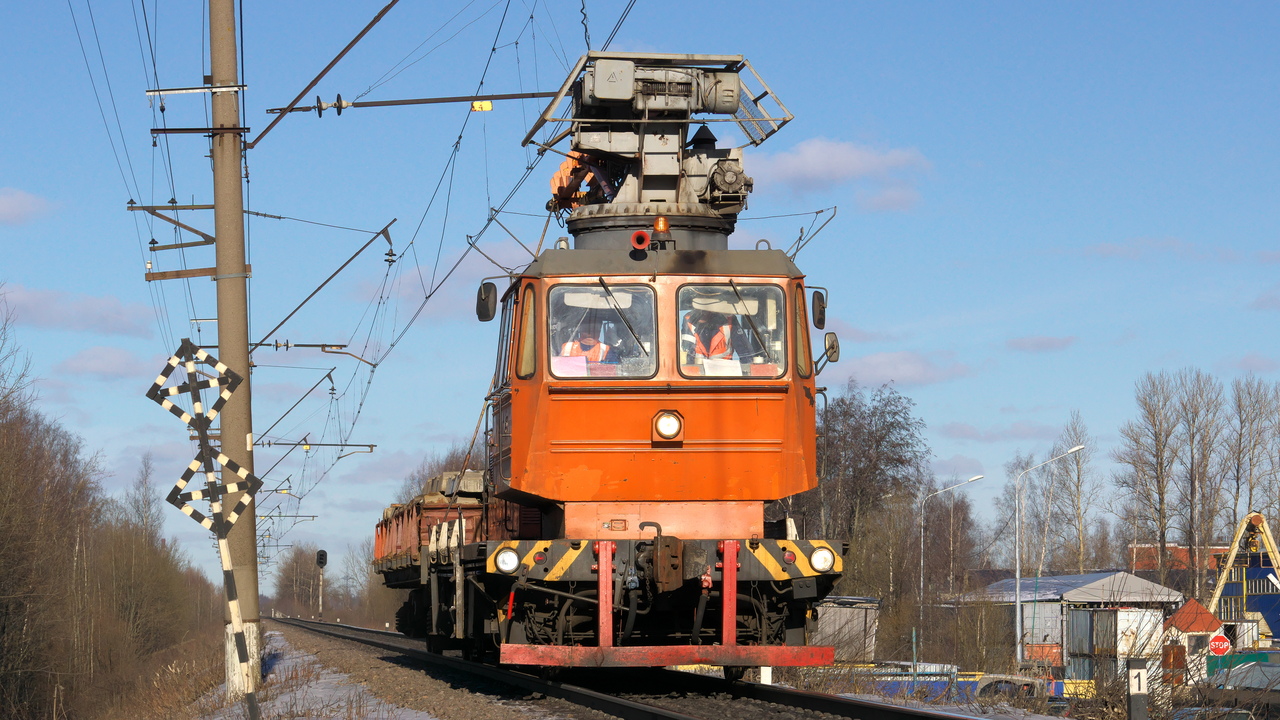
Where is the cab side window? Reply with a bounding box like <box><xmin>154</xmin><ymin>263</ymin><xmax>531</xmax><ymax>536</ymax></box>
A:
<box><xmin>493</xmin><ymin>290</ymin><xmax>515</xmax><ymax>389</ymax></box>
<box><xmin>794</xmin><ymin>283</ymin><xmax>812</xmax><ymax>378</ymax></box>
<box><xmin>516</xmin><ymin>285</ymin><xmax>537</xmax><ymax>379</ymax></box>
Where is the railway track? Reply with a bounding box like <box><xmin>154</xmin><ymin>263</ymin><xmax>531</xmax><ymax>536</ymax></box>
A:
<box><xmin>273</xmin><ymin>617</ymin><xmax>986</xmax><ymax>720</ymax></box>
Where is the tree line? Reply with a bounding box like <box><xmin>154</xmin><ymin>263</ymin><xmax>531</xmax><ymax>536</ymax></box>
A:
<box><xmin>1112</xmin><ymin>369</ymin><xmax>1280</xmax><ymax>594</ymax></box>
<box><xmin>0</xmin><ymin>311</ymin><xmax>223</xmax><ymax>719</ymax></box>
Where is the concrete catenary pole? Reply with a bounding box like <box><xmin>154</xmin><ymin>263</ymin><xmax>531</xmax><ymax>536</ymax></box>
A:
<box><xmin>210</xmin><ymin>0</ymin><xmax>260</xmax><ymax>696</ymax></box>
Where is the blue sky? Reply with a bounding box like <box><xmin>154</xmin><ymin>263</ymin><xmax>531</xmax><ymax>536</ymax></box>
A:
<box><xmin>2</xmin><ymin>2</ymin><xmax>1278</xmax><ymax>582</ymax></box>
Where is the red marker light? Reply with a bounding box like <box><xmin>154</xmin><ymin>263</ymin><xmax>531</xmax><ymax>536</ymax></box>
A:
<box><xmin>533</xmin><ymin>551</ymin><xmax>547</xmax><ymax>565</ymax></box>
<box><xmin>782</xmin><ymin>550</ymin><xmax>796</xmax><ymax>564</ymax></box>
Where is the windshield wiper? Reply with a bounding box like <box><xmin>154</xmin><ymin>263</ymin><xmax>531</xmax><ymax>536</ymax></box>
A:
<box><xmin>598</xmin><ymin>277</ymin><xmax>649</xmax><ymax>356</ymax></box>
<box><xmin>728</xmin><ymin>279</ymin><xmax>772</xmax><ymax>362</ymax></box>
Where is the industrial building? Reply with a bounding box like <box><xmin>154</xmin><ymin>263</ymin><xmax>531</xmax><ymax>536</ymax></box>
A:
<box><xmin>965</xmin><ymin>571</ymin><xmax>1184</xmax><ymax>688</ymax></box>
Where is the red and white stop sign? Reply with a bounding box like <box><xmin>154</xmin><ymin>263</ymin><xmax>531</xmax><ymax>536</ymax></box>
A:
<box><xmin>1209</xmin><ymin>634</ymin><xmax>1232</xmax><ymax>656</ymax></box>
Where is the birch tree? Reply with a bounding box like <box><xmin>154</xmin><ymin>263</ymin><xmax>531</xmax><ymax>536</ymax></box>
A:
<box><xmin>1223</xmin><ymin>375</ymin><xmax>1278</xmax><ymax>527</ymax></box>
<box><xmin>1050</xmin><ymin>412</ymin><xmax>1103</xmax><ymax>574</ymax></box>
<box><xmin>1113</xmin><ymin>371</ymin><xmax>1179</xmax><ymax>586</ymax></box>
<box><xmin>1175</xmin><ymin>368</ymin><xmax>1226</xmax><ymax>600</ymax></box>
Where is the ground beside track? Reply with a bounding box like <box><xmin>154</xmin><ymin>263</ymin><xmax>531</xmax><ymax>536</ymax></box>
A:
<box><xmin>269</xmin><ymin>619</ymin><xmax>612</xmax><ymax>720</ymax></box>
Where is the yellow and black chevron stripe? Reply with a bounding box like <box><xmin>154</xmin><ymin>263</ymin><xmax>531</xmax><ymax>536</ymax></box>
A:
<box><xmin>485</xmin><ymin>539</ymin><xmax>591</xmax><ymax>580</ymax></box>
<box><xmin>482</xmin><ymin>538</ymin><xmax>842</xmax><ymax>583</ymax></box>
<box><xmin>744</xmin><ymin>540</ymin><xmax>842</xmax><ymax>581</ymax></box>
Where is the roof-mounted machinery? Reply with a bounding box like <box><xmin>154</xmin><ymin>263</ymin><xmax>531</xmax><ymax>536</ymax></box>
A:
<box><xmin>525</xmin><ymin>52</ymin><xmax>792</xmax><ymax>248</ymax></box>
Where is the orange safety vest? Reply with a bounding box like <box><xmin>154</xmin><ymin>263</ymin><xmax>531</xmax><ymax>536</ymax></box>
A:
<box><xmin>549</xmin><ymin>151</ymin><xmax>601</xmax><ymax>210</ymax></box>
<box><xmin>684</xmin><ymin>321</ymin><xmax>733</xmax><ymax>360</ymax></box>
<box><xmin>561</xmin><ymin>340</ymin><xmax>612</xmax><ymax>362</ymax></box>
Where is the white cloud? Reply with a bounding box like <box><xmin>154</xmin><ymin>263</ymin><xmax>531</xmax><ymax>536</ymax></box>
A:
<box><xmin>752</xmin><ymin>138</ymin><xmax>930</xmax><ymax>211</ymax></box>
<box><xmin>826</xmin><ymin>317</ymin><xmax>899</xmax><ymax>343</ymax></box>
<box><xmin>939</xmin><ymin>421</ymin><xmax>1060</xmax><ymax>443</ymax></box>
<box><xmin>845</xmin><ymin>350</ymin><xmax>971</xmax><ymax>386</ymax></box>
<box><xmin>350</xmin><ymin>239</ymin><xmax>531</xmax><ymax>323</ymax></box>
<box><xmin>1084</xmin><ymin>237</ymin><xmax>1238</xmax><ymax>262</ymax></box>
<box><xmin>857</xmin><ymin>183</ymin><xmax>921</xmax><ymax>212</ymax></box>
<box><xmin>54</xmin><ymin>346</ymin><xmax>154</xmax><ymax>379</ymax></box>
<box><xmin>333</xmin><ymin>449</ymin><xmax>420</xmax><ymax>487</ymax></box>
<box><xmin>1251</xmin><ymin>286</ymin><xmax>1280</xmax><ymax>311</ymax></box>
<box><xmin>1006</xmin><ymin>335</ymin><xmax>1076</xmax><ymax>353</ymax></box>
<box><xmin>1222</xmin><ymin>353</ymin><xmax>1279</xmax><ymax>374</ymax></box>
<box><xmin>932</xmin><ymin>454</ymin><xmax>985</xmax><ymax>478</ymax></box>
<box><xmin>3</xmin><ymin>284</ymin><xmax>154</xmax><ymax>338</ymax></box>
<box><xmin>0</xmin><ymin>188</ymin><xmax>51</xmax><ymax>226</ymax></box>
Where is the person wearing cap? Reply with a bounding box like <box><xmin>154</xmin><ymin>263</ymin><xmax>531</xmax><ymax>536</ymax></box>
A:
<box><xmin>682</xmin><ymin>309</ymin><xmax>734</xmax><ymax>360</ymax></box>
<box><xmin>560</xmin><ymin>318</ymin><xmax>619</xmax><ymax>363</ymax></box>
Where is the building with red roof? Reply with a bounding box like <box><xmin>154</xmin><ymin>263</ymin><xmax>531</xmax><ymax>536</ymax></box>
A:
<box><xmin>1162</xmin><ymin>598</ymin><xmax>1224</xmax><ymax>684</ymax></box>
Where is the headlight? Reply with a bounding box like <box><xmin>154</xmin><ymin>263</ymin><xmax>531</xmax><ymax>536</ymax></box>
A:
<box><xmin>495</xmin><ymin>548</ymin><xmax>521</xmax><ymax>574</ymax></box>
<box><xmin>810</xmin><ymin>547</ymin><xmax>836</xmax><ymax>573</ymax></box>
<box><xmin>655</xmin><ymin>412</ymin><xmax>682</xmax><ymax>439</ymax></box>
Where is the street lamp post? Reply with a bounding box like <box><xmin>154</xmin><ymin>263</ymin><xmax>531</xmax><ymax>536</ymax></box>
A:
<box><xmin>919</xmin><ymin>475</ymin><xmax>984</xmax><ymax>630</ymax></box>
<box><xmin>1014</xmin><ymin>445</ymin><xmax>1084</xmax><ymax>667</ymax></box>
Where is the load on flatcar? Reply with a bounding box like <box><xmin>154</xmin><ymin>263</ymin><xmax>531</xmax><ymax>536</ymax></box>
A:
<box><xmin>373</xmin><ymin>51</ymin><xmax>844</xmax><ymax>675</ymax></box>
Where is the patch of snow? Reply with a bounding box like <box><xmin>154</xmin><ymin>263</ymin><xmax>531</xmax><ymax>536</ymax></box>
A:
<box><xmin>198</xmin><ymin>630</ymin><xmax>440</xmax><ymax>719</ymax></box>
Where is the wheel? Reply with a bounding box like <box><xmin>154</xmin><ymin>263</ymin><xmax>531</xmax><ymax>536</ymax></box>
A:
<box><xmin>461</xmin><ymin>640</ymin><xmax>479</xmax><ymax>662</ymax></box>
<box><xmin>724</xmin><ymin>666</ymin><xmax>747</xmax><ymax>682</ymax></box>
<box><xmin>425</xmin><ymin>635</ymin><xmax>445</xmax><ymax>654</ymax></box>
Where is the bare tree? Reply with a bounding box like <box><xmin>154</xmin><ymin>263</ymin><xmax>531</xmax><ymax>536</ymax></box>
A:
<box><xmin>994</xmin><ymin>450</ymin><xmax>1039</xmax><ymax>572</ymax></box>
<box><xmin>1113</xmin><ymin>371</ymin><xmax>1179</xmax><ymax>586</ymax></box>
<box><xmin>1050</xmin><ymin>412</ymin><xmax>1103</xmax><ymax>574</ymax></box>
<box><xmin>0</xmin><ymin>321</ymin><xmax>223</xmax><ymax>717</ymax></box>
<box><xmin>790</xmin><ymin>379</ymin><xmax>932</xmax><ymax>628</ymax></box>
<box><xmin>394</xmin><ymin>440</ymin><xmax>485</xmax><ymax>503</ymax></box>
<box><xmin>1088</xmin><ymin>515</ymin><xmax>1120</xmax><ymax>569</ymax></box>
<box><xmin>801</xmin><ymin>380</ymin><xmax>929</xmax><ymax>541</ymax></box>
<box><xmin>0</xmin><ymin>293</ymin><xmax>32</xmax><ymax>414</ymax></box>
<box><xmin>1223</xmin><ymin>375</ymin><xmax>1277</xmax><ymax>528</ymax></box>
<box><xmin>1175</xmin><ymin>368</ymin><xmax>1226</xmax><ymax>600</ymax></box>
<box><xmin>272</xmin><ymin>542</ymin><xmax>322</xmax><ymax>616</ymax></box>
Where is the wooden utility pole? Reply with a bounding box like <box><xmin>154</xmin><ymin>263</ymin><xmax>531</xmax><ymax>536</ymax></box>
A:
<box><xmin>210</xmin><ymin>0</ymin><xmax>260</xmax><ymax>696</ymax></box>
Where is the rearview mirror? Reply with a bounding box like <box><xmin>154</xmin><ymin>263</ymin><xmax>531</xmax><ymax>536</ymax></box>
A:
<box><xmin>811</xmin><ymin>290</ymin><xmax>827</xmax><ymax>330</ymax></box>
<box><xmin>823</xmin><ymin>332</ymin><xmax>840</xmax><ymax>363</ymax></box>
<box><xmin>476</xmin><ymin>282</ymin><xmax>497</xmax><ymax>322</ymax></box>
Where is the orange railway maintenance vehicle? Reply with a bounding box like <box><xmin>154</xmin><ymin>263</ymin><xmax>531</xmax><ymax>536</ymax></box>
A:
<box><xmin>373</xmin><ymin>51</ymin><xmax>845</xmax><ymax>678</ymax></box>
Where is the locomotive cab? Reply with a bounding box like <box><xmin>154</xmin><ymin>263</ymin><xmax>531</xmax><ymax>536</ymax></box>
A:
<box><xmin>486</xmin><ymin>242</ymin><xmax>822</xmax><ymax>542</ymax></box>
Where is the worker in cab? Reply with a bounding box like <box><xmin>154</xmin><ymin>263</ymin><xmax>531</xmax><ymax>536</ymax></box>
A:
<box><xmin>560</xmin><ymin>319</ymin><xmax>619</xmax><ymax>363</ymax></box>
<box><xmin>682</xmin><ymin>310</ymin><xmax>734</xmax><ymax>360</ymax></box>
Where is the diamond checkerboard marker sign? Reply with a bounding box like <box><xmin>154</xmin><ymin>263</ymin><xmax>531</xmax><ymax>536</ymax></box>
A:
<box><xmin>148</xmin><ymin>339</ymin><xmax>262</xmax><ymax>719</ymax></box>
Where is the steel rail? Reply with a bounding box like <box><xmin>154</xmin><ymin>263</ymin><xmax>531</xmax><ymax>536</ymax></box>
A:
<box><xmin>275</xmin><ymin>618</ymin><xmax>986</xmax><ymax>720</ymax></box>
<box><xmin>272</xmin><ymin>618</ymin><xmax>701</xmax><ymax>720</ymax></box>
<box><xmin>650</xmin><ymin>667</ymin><xmax>989</xmax><ymax>720</ymax></box>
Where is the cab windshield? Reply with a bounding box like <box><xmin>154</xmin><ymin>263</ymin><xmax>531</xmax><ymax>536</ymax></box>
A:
<box><xmin>548</xmin><ymin>284</ymin><xmax>656</xmax><ymax>378</ymax></box>
<box><xmin>678</xmin><ymin>284</ymin><xmax>786</xmax><ymax>378</ymax></box>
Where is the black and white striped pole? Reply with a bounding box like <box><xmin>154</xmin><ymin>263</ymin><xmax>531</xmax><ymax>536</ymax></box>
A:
<box><xmin>148</xmin><ymin>340</ymin><xmax>262</xmax><ymax>720</ymax></box>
